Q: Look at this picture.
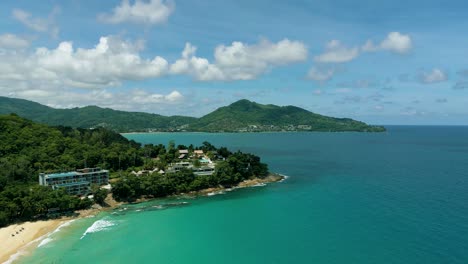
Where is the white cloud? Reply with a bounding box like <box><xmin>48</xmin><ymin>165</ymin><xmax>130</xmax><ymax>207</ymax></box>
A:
<box><xmin>362</xmin><ymin>32</ymin><xmax>412</xmax><ymax>54</ymax></box>
<box><xmin>4</xmin><ymin>88</ymin><xmax>185</xmax><ymax>114</ymax></box>
<box><xmin>308</xmin><ymin>32</ymin><xmax>412</xmax><ymax>82</ymax></box>
<box><xmin>130</xmin><ymin>89</ymin><xmax>183</xmax><ymax>103</ymax></box>
<box><xmin>0</xmin><ymin>36</ymin><xmax>169</xmax><ymax>89</ymax></box>
<box><xmin>419</xmin><ymin>68</ymin><xmax>448</xmax><ymax>84</ymax></box>
<box><xmin>170</xmin><ymin>43</ymin><xmax>225</xmax><ymax>81</ymax></box>
<box><xmin>380</xmin><ymin>32</ymin><xmax>412</xmax><ymax>54</ymax></box>
<box><xmin>314</xmin><ymin>40</ymin><xmax>359</xmax><ymax>63</ymax></box>
<box><xmin>170</xmin><ymin>39</ymin><xmax>307</xmax><ymax>81</ymax></box>
<box><xmin>0</xmin><ymin>34</ymin><xmax>30</xmax><ymax>49</ymax></box>
<box><xmin>313</xmin><ymin>32</ymin><xmax>412</xmax><ymax>66</ymax></box>
<box><xmin>0</xmin><ymin>36</ymin><xmax>306</xmax><ymax>91</ymax></box>
<box><xmin>99</xmin><ymin>0</ymin><xmax>175</xmax><ymax>25</ymax></box>
<box><xmin>307</xmin><ymin>66</ymin><xmax>335</xmax><ymax>81</ymax></box>
<box><xmin>12</xmin><ymin>7</ymin><xmax>60</xmax><ymax>38</ymax></box>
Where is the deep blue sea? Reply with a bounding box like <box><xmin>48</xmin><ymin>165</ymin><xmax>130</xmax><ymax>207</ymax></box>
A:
<box><xmin>18</xmin><ymin>126</ymin><xmax>468</xmax><ymax>263</ymax></box>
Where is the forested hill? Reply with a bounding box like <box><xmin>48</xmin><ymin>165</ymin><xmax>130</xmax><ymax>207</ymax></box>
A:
<box><xmin>0</xmin><ymin>96</ymin><xmax>385</xmax><ymax>132</ymax></box>
<box><xmin>0</xmin><ymin>96</ymin><xmax>196</xmax><ymax>132</ymax></box>
<box><xmin>0</xmin><ymin>114</ymin><xmax>270</xmax><ymax>227</ymax></box>
<box><xmin>0</xmin><ymin>114</ymin><xmax>144</xmax><ymax>226</ymax></box>
<box><xmin>191</xmin><ymin>99</ymin><xmax>385</xmax><ymax>132</ymax></box>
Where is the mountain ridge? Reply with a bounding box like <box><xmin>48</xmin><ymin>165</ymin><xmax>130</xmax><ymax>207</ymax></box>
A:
<box><xmin>0</xmin><ymin>96</ymin><xmax>385</xmax><ymax>132</ymax></box>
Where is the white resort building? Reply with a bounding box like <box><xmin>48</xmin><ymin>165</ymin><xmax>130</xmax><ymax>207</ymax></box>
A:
<box><xmin>39</xmin><ymin>168</ymin><xmax>109</xmax><ymax>196</ymax></box>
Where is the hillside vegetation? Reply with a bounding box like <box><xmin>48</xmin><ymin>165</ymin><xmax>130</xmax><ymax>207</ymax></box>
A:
<box><xmin>0</xmin><ymin>96</ymin><xmax>385</xmax><ymax>132</ymax></box>
<box><xmin>0</xmin><ymin>96</ymin><xmax>195</xmax><ymax>132</ymax></box>
<box><xmin>0</xmin><ymin>114</ymin><xmax>269</xmax><ymax>227</ymax></box>
<box><xmin>190</xmin><ymin>99</ymin><xmax>385</xmax><ymax>132</ymax></box>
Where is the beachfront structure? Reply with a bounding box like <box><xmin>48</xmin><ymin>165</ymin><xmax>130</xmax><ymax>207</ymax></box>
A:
<box><xmin>39</xmin><ymin>168</ymin><xmax>109</xmax><ymax>196</ymax></box>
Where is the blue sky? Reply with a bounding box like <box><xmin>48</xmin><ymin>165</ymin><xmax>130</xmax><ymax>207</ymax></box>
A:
<box><xmin>1</xmin><ymin>0</ymin><xmax>467</xmax><ymax>124</ymax></box>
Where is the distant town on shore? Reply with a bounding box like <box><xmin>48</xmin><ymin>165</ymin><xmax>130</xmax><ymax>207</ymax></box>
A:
<box><xmin>0</xmin><ymin>96</ymin><xmax>385</xmax><ymax>133</ymax></box>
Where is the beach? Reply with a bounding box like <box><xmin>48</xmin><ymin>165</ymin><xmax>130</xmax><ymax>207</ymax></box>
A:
<box><xmin>0</xmin><ymin>175</ymin><xmax>282</xmax><ymax>263</ymax></box>
<box><xmin>0</xmin><ymin>219</ymin><xmax>68</xmax><ymax>263</ymax></box>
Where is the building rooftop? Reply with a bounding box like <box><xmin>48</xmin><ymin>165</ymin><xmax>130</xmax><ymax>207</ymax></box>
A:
<box><xmin>45</xmin><ymin>171</ymin><xmax>79</xmax><ymax>179</ymax></box>
<box><xmin>43</xmin><ymin>168</ymin><xmax>109</xmax><ymax>179</ymax></box>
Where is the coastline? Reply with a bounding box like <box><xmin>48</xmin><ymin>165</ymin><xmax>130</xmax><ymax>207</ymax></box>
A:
<box><xmin>0</xmin><ymin>219</ymin><xmax>69</xmax><ymax>264</ymax></box>
<box><xmin>133</xmin><ymin>173</ymin><xmax>286</xmax><ymax>202</ymax></box>
<box><xmin>189</xmin><ymin>173</ymin><xmax>285</xmax><ymax>196</ymax></box>
<box><xmin>0</xmin><ymin>173</ymin><xmax>285</xmax><ymax>263</ymax></box>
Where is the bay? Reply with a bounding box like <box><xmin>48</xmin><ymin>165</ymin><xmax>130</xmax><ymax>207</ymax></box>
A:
<box><xmin>18</xmin><ymin>126</ymin><xmax>468</xmax><ymax>263</ymax></box>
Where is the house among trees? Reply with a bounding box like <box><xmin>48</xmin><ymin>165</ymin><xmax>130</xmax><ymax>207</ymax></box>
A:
<box><xmin>178</xmin><ymin>149</ymin><xmax>189</xmax><ymax>159</ymax></box>
<box><xmin>193</xmin><ymin>150</ymin><xmax>204</xmax><ymax>157</ymax></box>
<box><xmin>39</xmin><ymin>168</ymin><xmax>109</xmax><ymax>196</ymax></box>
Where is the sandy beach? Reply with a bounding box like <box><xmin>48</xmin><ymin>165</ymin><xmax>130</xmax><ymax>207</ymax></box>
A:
<box><xmin>0</xmin><ymin>220</ymin><xmax>66</xmax><ymax>264</ymax></box>
<box><xmin>0</xmin><ymin>175</ymin><xmax>285</xmax><ymax>263</ymax></box>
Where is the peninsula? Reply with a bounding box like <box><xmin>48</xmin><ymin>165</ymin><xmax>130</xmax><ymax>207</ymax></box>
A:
<box><xmin>0</xmin><ymin>113</ymin><xmax>284</xmax><ymax>262</ymax></box>
<box><xmin>0</xmin><ymin>96</ymin><xmax>385</xmax><ymax>133</ymax></box>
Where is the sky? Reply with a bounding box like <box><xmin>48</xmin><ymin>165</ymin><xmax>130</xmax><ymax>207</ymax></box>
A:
<box><xmin>0</xmin><ymin>0</ymin><xmax>467</xmax><ymax>125</ymax></box>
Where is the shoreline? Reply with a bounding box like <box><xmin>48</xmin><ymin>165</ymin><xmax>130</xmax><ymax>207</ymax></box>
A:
<box><xmin>121</xmin><ymin>130</ymin><xmax>385</xmax><ymax>135</ymax></box>
<box><xmin>0</xmin><ymin>173</ymin><xmax>286</xmax><ymax>263</ymax></box>
<box><xmin>132</xmin><ymin>173</ymin><xmax>286</xmax><ymax>203</ymax></box>
<box><xmin>0</xmin><ymin>219</ymin><xmax>71</xmax><ymax>264</ymax></box>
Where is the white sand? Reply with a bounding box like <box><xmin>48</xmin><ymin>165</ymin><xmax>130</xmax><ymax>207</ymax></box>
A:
<box><xmin>0</xmin><ymin>220</ymin><xmax>65</xmax><ymax>263</ymax></box>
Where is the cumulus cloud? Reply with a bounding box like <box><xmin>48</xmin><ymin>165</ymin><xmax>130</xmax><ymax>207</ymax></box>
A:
<box><xmin>0</xmin><ymin>34</ymin><xmax>30</xmax><ymax>49</ymax></box>
<box><xmin>314</xmin><ymin>32</ymin><xmax>412</xmax><ymax>65</ymax></box>
<box><xmin>12</xmin><ymin>7</ymin><xmax>60</xmax><ymax>38</ymax></box>
<box><xmin>363</xmin><ymin>32</ymin><xmax>412</xmax><ymax>54</ymax></box>
<box><xmin>130</xmin><ymin>89</ymin><xmax>183</xmax><ymax>103</ymax></box>
<box><xmin>309</xmin><ymin>32</ymin><xmax>412</xmax><ymax>81</ymax></box>
<box><xmin>99</xmin><ymin>0</ymin><xmax>175</xmax><ymax>25</ymax></box>
<box><xmin>170</xmin><ymin>39</ymin><xmax>307</xmax><ymax>81</ymax></box>
<box><xmin>4</xmin><ymin>88</ymin><xmax>184</xmax><ymax>114</ymax></box>
<box><xmin>307</xmin><ymin>66</ymin><xmax>335</xmax><ymax>81</ymax></box>
<box><xmin>314</xmin><ymin>40</ymin><xmax>359</xmax><ymax>63</ymax></box>
<box><xmin>418</xmin><ymin>68</ymin><xmax>448</xmax><ymax>84</ymax></box>
<box><xmin>0</xmin><ymin>36</ymin><xmax>168</xmax><ymax>89</ymax></box>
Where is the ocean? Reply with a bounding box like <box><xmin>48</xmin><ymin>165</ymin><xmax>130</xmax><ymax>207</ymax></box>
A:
<box><xmin>17</xmin><ymin>126</ymin><xmax>468</xmax><ymax>263</ymax></box>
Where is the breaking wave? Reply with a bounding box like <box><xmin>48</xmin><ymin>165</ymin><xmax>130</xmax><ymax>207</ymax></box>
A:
<box><xmin>80</xmin><ymin>219</ymin><xmax>117</xmax><ymax>239</ymax></box>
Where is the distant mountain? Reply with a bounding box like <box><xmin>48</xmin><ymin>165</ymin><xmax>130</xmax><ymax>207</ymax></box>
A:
<box><xmin>0</xmin><ymin>96</ymin><xmax>196</xmax><ymax>132</ymax></box>
<box><xmin>190</xmin><ymin>99</ymin><xmax>385</xmax><ymax>132</ymax></box>
<box><xmin>0</xmin><ymin>96</ymin><xmax>385</xmax><ymax>132</ymax></box>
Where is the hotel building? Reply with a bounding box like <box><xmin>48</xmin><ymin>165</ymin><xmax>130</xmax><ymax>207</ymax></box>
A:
<box><xmin>39</xmin><ymin>168</ymin><xmax>109</xmax><ymax>196</ymax></box>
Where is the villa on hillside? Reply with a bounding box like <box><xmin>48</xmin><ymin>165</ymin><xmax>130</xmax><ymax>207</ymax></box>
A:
<box><xmin>178</xmin><ymin>149</ymin><xmax>189</xmax><ymax>159</ymax></box>
<box><xmin>39</xmin><ymin>168</ymin><xmax>109</xmax><ymax>196</ymax></box>
<box><xmin>193</xmin><ymin>150</ymin><xmax>204</xmax><ymax>157</ymax></box>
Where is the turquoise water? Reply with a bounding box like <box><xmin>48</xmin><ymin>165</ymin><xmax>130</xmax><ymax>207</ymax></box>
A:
<box><xmin>19</xmin><ymin>127</ymin><xmax>468</xmax><ymax>263</ymax></box>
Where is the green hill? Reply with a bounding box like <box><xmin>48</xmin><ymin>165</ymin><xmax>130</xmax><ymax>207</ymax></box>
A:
<box><xmin>190</xmin><ymin>99</ymin><xmax>385</xmax><ymax>132</ymax></box>
<box><xmin>0</xmin><ymin>96</ymin><xmax>385</xmax><ymax>132</ymax></box>
<box><xmin>0</xmin><ymin>96</ymin><xmax>196</xmax><ymax>132</ymax></box>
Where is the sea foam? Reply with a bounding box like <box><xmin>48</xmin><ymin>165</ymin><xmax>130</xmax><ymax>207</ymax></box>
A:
<box><xmin>5</xmin><ymin>220</ymin><xmax>75</xmax><ymax>263</ymax></box>
<box><xmin>80</xmin><ymin>219</ymin><xmax>116</xmax><ymax>239</ymax></box>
